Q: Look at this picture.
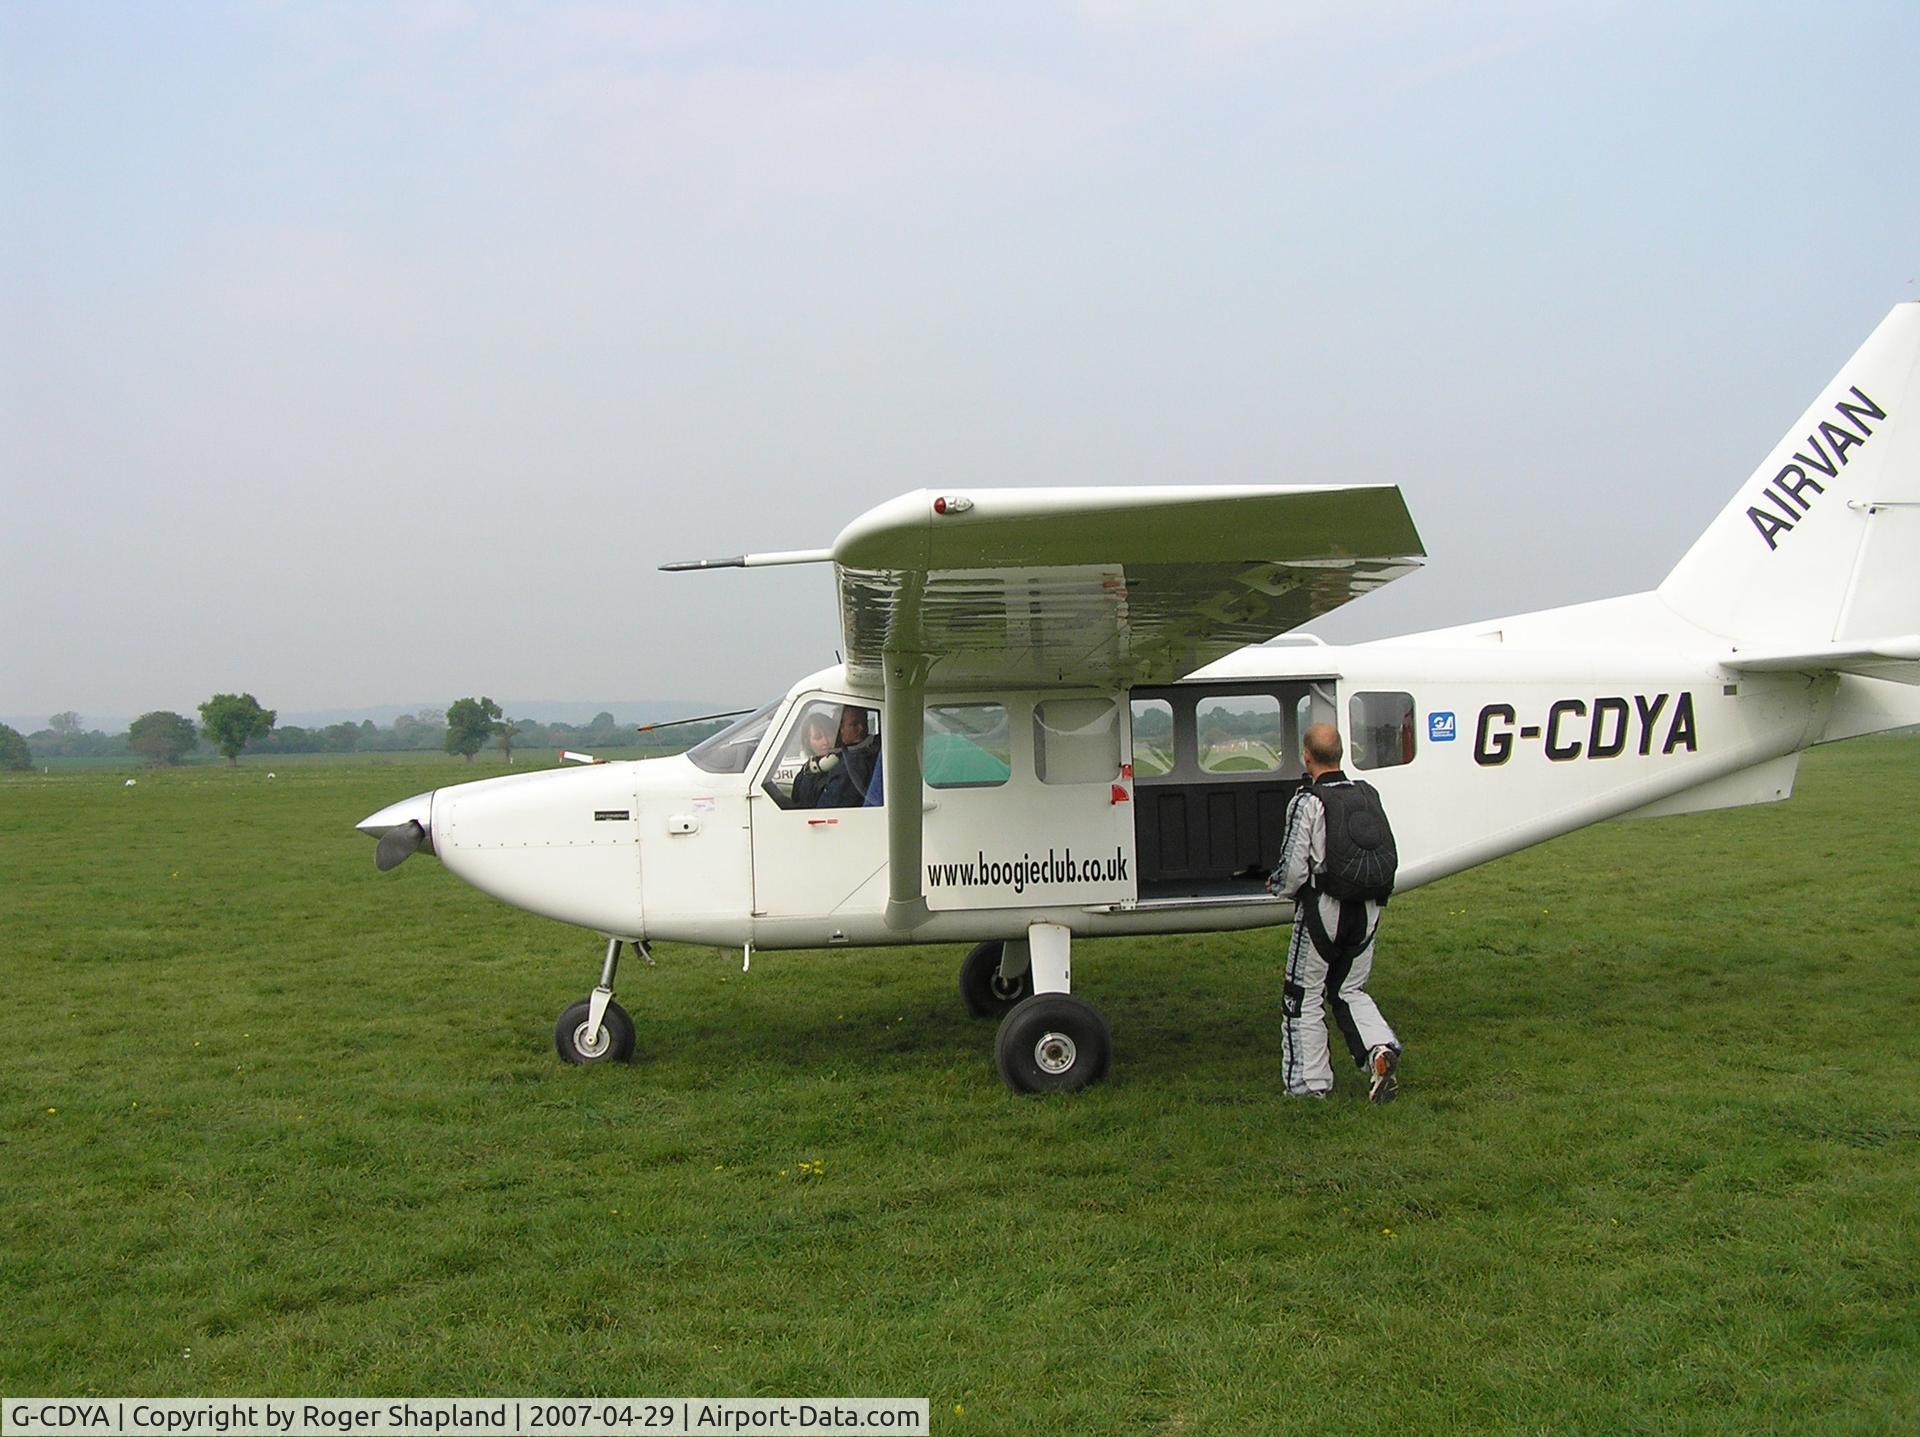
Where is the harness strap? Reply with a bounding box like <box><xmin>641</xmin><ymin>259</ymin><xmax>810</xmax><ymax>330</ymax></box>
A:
<box><xmin>1301</xmin><ymin>885</ymin><xmax>1380</xmax><ymax>963</ymax></box>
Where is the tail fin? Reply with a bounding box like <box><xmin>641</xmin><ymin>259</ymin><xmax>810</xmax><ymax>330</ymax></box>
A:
<box><xmin>1659</xmin><ymin>303</ymin><xmax>1920</xmax><ymax>646</ymax></box>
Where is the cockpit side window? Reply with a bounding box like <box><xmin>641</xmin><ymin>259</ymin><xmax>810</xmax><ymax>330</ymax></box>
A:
<box><xmin>762</xmin><ymin>700</ymin><xmax>884</xmax><ymax>810</ymax></box>
<box><xmin>686</xmin><ymin>701</ymin><xmax>778</xmax><ymax>775</ymax></box>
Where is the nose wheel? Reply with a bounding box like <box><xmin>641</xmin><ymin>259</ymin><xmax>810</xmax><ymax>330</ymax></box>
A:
<box><xmin>959</xmin><ymin>939</ymin><xmax>1034</xmax><ymax>1017</ymax></box>
<box><xmin>554</xmin><ymin>937</ymin><xmax>644</xmax><ymax>1064</ymax></box>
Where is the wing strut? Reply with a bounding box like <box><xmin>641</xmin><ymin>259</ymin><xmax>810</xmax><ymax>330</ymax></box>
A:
<box><xmin>882</xmin><ymin>573</ymin><xmax>934</xmax><ymax>932</ymax></box>
<box><xmin>659</xmin><ymin>548</ymin><xmax>833</xmax><ymax>572</ymax></box>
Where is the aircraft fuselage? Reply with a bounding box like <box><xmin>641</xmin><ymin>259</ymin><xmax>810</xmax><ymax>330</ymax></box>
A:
<box><xmin>376</xmin><ymin>612</ymin><xmax>1856</xmax><ymax>955</ymax></box>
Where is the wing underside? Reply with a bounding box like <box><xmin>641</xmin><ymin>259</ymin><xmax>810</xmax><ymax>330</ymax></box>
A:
<box><xmin>832</xmin><ymin>486</ymin><xmax>1426</xmax><ymax>691</ymax></box>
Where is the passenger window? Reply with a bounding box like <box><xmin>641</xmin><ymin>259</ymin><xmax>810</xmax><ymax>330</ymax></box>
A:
<box><xmin>762</xmin><ymin>700</ymin><xmax>884</xmax><ymax>809</ymax></box>
<box><xmin>925</xmin><ymin>704</ymin><xmax>1010</xmax><ymax>789</ymax></box>
<box><xmin>1349</xmin><ymin>691</ymin><xmax>1416</xmax><ymax>771</ymax></box>
<box><xmin>1033</xmin><ymin>698</ymin><xmax>1120</xmax><ymax>785</ymax></box>
<box><xmin>1130</xmin><ymin>699</ymin><xmax>1174</xmax><ymax>777</ymax></box>
<box><xmin>1197</xmin><ymin>694</ymin><xmax>1284</xmax><ymax>774</ymax></box>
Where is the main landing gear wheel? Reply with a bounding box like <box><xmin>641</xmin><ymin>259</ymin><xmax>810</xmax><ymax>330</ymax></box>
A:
<box><xmin>554</xmin><ymin>998</ymin><xmax>636</xmax><ymax>1064</ymax></box>
<box><xmin>959</xmin><ymin>940</ymin><xmax>1033</xmax><ymax>1018</ymax></box>
<box><xmin>994</xmin><ymin>994</ymin><xmax>1111</xmax><ymax>1094</ymax></box>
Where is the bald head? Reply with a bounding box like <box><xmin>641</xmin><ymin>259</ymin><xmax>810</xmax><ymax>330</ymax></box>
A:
<box><xmin>1302</xmin><ymin>723</ymin><xmax>1344</xmax><ymax>776</ymax></box>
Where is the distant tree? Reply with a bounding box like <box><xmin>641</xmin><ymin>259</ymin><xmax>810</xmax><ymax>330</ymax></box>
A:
<box><xmin>30</xmin><ymin>723</ymin><xmax>123</xmax><ymax>759</ymax></box>
<box><xmin>199</xmin><ymin>693</ymin><xmax>276</xmax><ymax>765</ymax></box>
<box><xmin>267</xmin><ymin>725</ymin><xmax>315</xmax><ymax>753</ymax></box>
<box><xmin>324</xmin><ymin>721</ymin><xmax>360</xmax><ymax>753</ymax></box>
<box><xmin>0</xmin><ymin>724</ymin><xmax>30</xmax><ymax>771</ymax></box>
<box><xmin>128</xmin><ymin>711</ymin><xmax>199</xmax><ymax>766</ymax></box>
<box><xmin>495</xmin><ymin>715</ymin><xmax>522</xmax><ymax>764</ymax></box>
<box><xmin>49</xmin><ymin>712</ymin><xmax>83</xmax><ymax>736</ymax></box>
<box><xmin>445</xmin><ymin>696</ymin><xmax>503</xmax><ymax>762</ymax></box>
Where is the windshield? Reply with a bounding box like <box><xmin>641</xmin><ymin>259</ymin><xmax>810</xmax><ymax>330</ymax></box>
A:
<box><xmin>685</xmin><ymin>701</ymin><xmax>779</xmax><ymax>774</ymax></box>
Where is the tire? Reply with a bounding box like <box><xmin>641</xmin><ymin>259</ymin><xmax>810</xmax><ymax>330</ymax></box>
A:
<box><xmin>554</xmin><ymin>997</ymin><xmax>636</xmax><ymax>1064</ymax></box>
<box><xmin>959</xmin><ymin>940</ymin><xmax>1033</xmax><ymax>1018</ymax></box>
<box><xmin>994</xmin><ymin>994</ymin><xmax>1111</xmax><ymax>1094</ymax></box>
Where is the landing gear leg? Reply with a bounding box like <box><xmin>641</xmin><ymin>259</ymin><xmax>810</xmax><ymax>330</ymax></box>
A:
<box><xmin>555</xmin><ymin>937</ymin><xmax>640</xmax><ymax>1064</ymax></box>
<box><xmin>994</xmin><ymin>922</ymin><xmax>1110</xmax><ymax>1093</ymax></box>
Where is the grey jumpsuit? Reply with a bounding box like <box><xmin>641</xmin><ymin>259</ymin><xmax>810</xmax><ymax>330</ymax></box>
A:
<box><xmin>1271</xmin><ymin>772</ymin><xmax>1401</xmax><ymax>1096</ymax></box>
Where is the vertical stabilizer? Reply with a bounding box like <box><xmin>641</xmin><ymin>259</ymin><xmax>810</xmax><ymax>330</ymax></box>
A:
<box><xmin>1659</xmin><ymin>303</ymin><xmax>1920</xmax><ymax>646</ymax></box>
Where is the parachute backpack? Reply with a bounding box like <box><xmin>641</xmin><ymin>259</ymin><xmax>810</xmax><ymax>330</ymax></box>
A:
<box><xmin>1310</xmin><ymin>779</ymin><xmax>1398</xmax><ymax>903</ymax></box>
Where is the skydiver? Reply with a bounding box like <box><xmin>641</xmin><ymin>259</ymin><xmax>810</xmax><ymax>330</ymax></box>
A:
<box><xmin>1268</xmin><ymin>723</ymin><xmax>1402</xmax><ymax>1102</ymax></box>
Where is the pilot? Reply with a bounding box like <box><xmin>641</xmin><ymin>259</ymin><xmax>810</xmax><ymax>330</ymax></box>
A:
<box><xmin>1267</xmin><ymin>723</ymin><xmax>1402</xmax><ymax>1102</ymax></box>
<box><xmin>789</xmin><ymin>712</ymin><xmax>840</xmax><ymax>808</ymax></box>
<box><xmin>830</xmin><ymin>705</ymin><xmax>880</xmax><ymax>807</ymax></box>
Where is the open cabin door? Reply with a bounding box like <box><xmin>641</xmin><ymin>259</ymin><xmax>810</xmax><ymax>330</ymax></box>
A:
<box><xmin>921</xmin><ymin>693</ymin><xmax>1136</xmax><ymax>913</ymax></box>
<box><xmin>1129</xmin><ymin>679</ymin><xmax>1334</xmax><ymax>901</ymax></box>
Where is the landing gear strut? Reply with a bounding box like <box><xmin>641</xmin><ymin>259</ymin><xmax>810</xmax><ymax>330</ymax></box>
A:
<box><xmin>555</xmin><ymin>937</ymin><xmax>643</xmax><ymax>1064</ymax></box>
<box><xmin>992</xmin><ymin>923</ymin><xmax>1111</xmax><ymax>1094</ymax></box>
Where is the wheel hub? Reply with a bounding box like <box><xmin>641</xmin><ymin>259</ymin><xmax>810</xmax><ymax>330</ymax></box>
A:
<box><xmin>572</xmin><ymin>1021</ymin><xmax>610</xmax><ymax>1059</ymax></box>
<box><xmin>1034</xmin><ymin>1031</ymin><xmax>1077</xmax><ymax>1075</ymax></box>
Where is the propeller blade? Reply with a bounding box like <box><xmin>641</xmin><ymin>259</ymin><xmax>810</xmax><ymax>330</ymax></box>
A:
<box><xmin>375</xmin><ymin>819</ymin><xmax>427</xmax><ymax>872</ymax></box>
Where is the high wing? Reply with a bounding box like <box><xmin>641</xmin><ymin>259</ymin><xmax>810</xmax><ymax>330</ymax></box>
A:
<box><xmin>667</xmin><ymin>484</ymin><xmax>1425</xmax><ymax>933</ymax></box>
<box><xmin>829</xmin><ymin>486</ymin><xmax>1425</xmax><ymax>690</ymax></box>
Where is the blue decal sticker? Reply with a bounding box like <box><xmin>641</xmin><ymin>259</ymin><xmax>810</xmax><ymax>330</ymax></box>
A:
<box><xmin>1428</xmin><ymin>712</ymin><xmax>1457</xmax><ymax>742</ymax></box>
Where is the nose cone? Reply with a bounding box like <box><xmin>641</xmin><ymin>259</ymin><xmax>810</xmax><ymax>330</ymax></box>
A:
<box><xmin>357</xmin><ymin>790</ymin><xmax>436</xmax><ymax>869</ymax></box>
<box><xmin>357</xmin><ymin>790</ymin><xmax>434</xmax><ymax>840</ymax></box>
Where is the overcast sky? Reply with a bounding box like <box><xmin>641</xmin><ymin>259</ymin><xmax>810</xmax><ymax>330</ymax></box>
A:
<box><xmin>5</xmin><ymin>1</ymin><xmax>1918</xmax><ymax>727</ymax></box>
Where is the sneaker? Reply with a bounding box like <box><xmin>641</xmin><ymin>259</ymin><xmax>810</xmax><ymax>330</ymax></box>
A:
<box><xmin>1367</xmin><ymin>1045</ymin><xmax>1400</xmax><ymax>1104</ymax></box>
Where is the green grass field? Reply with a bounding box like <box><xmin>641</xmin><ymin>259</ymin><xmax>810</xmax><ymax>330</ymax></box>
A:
<box><xmin>4</xmin><ymin>743</ymin><xmax>1917</xmax><ymax>1433</ymax></box>
<box><xmin>23</xmin><ymin>746</ymin><xmax>685</xmax><ymax>774</ymax></box>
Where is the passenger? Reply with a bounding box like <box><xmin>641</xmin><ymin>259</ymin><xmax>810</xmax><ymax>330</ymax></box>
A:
<box><xmin>789</xmin><ymin>712</ymin><xmax>839</xmax><ymax>808</ymax></box>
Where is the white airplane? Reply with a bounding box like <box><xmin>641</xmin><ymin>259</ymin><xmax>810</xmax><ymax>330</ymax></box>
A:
<box><xmin>360</xmin><ymin>304</ymin><xmax>1920</xmax><ymax>1092</ymax></box>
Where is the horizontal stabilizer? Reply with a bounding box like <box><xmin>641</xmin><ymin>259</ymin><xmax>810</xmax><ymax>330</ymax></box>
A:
<box><xmin>1725</xmin><ymin>633</ymin><xmax>1920</xmax><ymax>685</ymax></box>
